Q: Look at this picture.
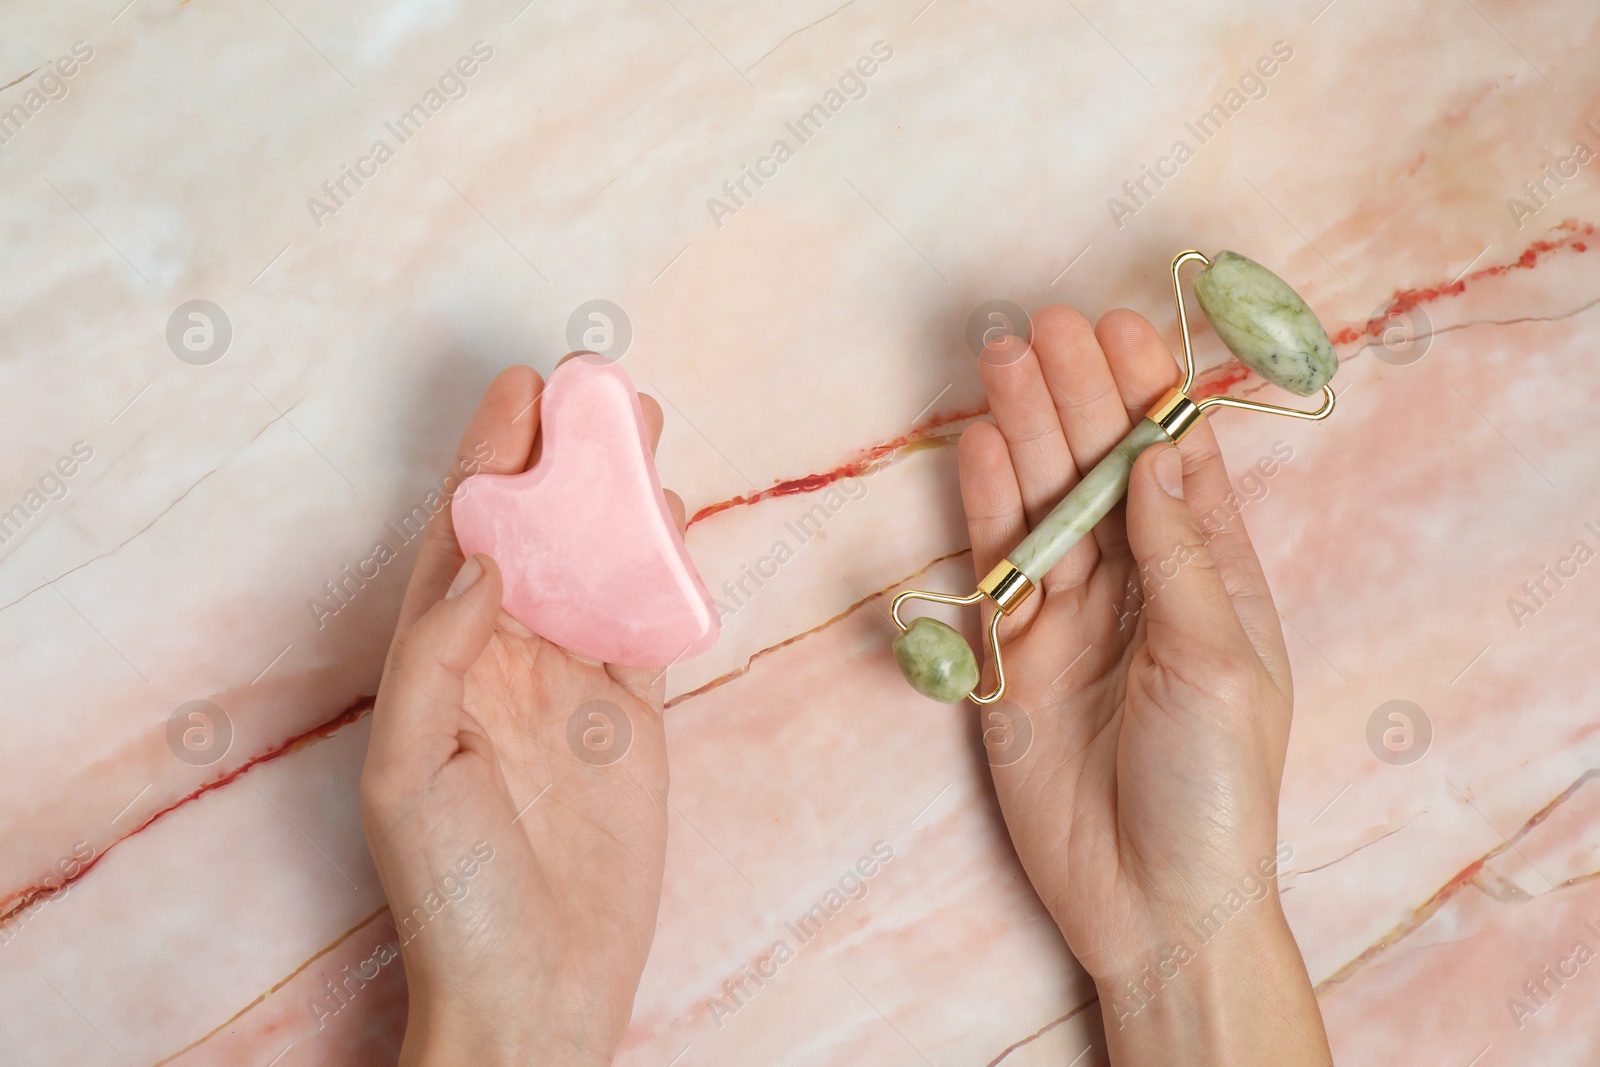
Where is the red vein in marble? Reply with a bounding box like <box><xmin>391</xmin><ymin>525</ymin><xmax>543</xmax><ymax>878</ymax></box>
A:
<box><xmin>1291</xmin><ymin>823</ymin><xmax>1411</xmax><ymax>877</ymax></box>
<box><xmin>685</xmin><ymin>406</ymin><xmax>985</xmax><ymax>526</ymax></box>
<box><xmin>0</xmin><ymin>402</ymin><xmax>306</xmax><ymax>614</ymax></box>
<box><xmin>150</xmin><ymin>904</ymin><xmax>392</xmax><ymax>1067</ymax></box>
<box><xmin>0</xmin><ymin>67</ymin><xmax>39</xmax><ymax>93</ymax></box>
<box><xmin>0</xmin><ymin>696</ymin><xmax>374</xmax><ymax>928</ymax></box>
<box><xmin>664</xmin><ymin>548</ymin><xmax>973</xmax><ymax>709</ymax></box>
<box><xmin>1315</xmin><ymin>768</ymin><xmax>1600</xmax><ymax>994</ymax></box>
<box><xmin>1327</xmin><ymin>219</ymin><xmax>1599</xmax><ymax>348</ymax></box>
<box><xmin>984</xmin><ymin>994</ymin><xmax>1100</xmax><ymax>1067</ymax></box>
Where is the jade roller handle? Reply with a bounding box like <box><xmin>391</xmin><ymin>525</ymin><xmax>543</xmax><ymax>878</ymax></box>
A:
<box><xmin>1006</xmin><ymin>418</ymin><xmax>1171</xmax><ymax>582</ymax></box>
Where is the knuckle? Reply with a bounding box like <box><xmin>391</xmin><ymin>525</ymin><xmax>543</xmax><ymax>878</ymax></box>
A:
<box><xmin>1007</xmin><ymin>421</ymin><xmax>1064</xmax><ymax>449</ymax></box>
<box><xmin>386</xmin><ymin>629</ymin><xmax>423</xmax><ymax>670</ymax></box>
<box><xmin>420</xmin><ymin>517</ymin><xmax>459</xmax><ymax>553</ymax></box>
<box><xmin>1209</xmin><ymin>652</ymin><xmax>1257</xmax><ymax>694</ymax></box>
<box><xmin>1175</xmin><ymin>522</ymin><xmax>1218</xmax><ymax>570</ymax></box>
<box><xmin>1180</xmin><ymin>429</ymin><xmax>1222</xmax><ymax>469</ymax></box>
<box><xmin>387</xmin><ymin>615</ymin><xmax>447</xmax><ymax>666</ymax></box>
<box><xmin>1046</xmin><ymin>376</ymin><xmax>1115</xmax><ymax>413</ymax></box>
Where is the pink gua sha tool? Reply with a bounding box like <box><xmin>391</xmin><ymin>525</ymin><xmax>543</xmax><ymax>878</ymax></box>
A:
<box><xmin>452</xmin><ymin>356</ymin><xmax>720</xmax><ymax>666</ymax></box>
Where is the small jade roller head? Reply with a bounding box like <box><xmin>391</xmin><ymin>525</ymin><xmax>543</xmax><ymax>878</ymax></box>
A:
<box><xmin>891</xmin><ymin>249</ymin><xmax>1340</xmax><ymax>705</ymax></box>
<box><xmin>893</xmin><ymin>616</ymin><xmax>980</xmax><ymax>704</ymax></box>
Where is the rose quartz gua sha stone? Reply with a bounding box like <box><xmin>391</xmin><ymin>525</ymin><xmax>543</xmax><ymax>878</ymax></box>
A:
<box><xmin>452</xmin><ymin>357</ymin><xmax>719</xmax><ymax>666</ymax></box>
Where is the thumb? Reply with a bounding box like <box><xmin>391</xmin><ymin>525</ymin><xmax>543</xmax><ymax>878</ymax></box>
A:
<box><xmin>373</xmin><ymin>554</ymin><xmax>504</xmax><ymax>754</ymax></box>
<box><xmin>1125</xmin><ymin>443</ymin><xmax>1243</xmax><ymax>665</ymax></box>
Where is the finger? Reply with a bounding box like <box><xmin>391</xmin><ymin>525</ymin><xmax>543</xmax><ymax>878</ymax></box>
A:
<box><xmin>1174</xmin><ymin>419</ymin><xmax>1291</xmax><ymax>691</ymax></box>
<box><xmin>1124</xmin><ymin>444</ymin><xmax>1247</xmax><ymax>681</ymax></box>
<box><xmin>1034</xmin><ymin>305</ymin><xmax>1131</xmax><ymax>472</ymax></box>
<box><xmin>664</xmin><ymin>488</ymin><xmax>686</xmax><ymax>533</ymax></box>
<box><xmin>1094</xmin><ymin>308</ymin><xmax>1183</xmax><ymax>422</ymax></box>
<box><xmin>978</xmin><ymin>332</ymin><xmax>1076</xmax><ymax>528</ymax></box>
<box><xmin>369</xmin><ymin>555</ymin><xmax>504</xmax><ymax>771</ymax></box>
<box><xmin>957</xmin><ymin>421</ymin><xmax>1045</xmax><ymax>683</ymax></box>
<box><xmin>956</xmin><ymin>420</ymin><xmax>1047</xmax><ymax>634</ymax></box>
<box><xmin>647</xmin><ymin>397</ymin><xmax>684</xmax><ymax>564</ymax></box>
<box><xmin>640</xmin><ymin>393</ymin><xmax>663</xmax><ymax>453</ymax></box>
<box><xmin>1088</xmin><ymin>309</ymin><xmax>1185</xmax><ymax>560</ymax></box>
<box><xmin>958</xmin><ymin>421</ymin><xmax>1026</xmax><ymax>579</ymax></box>
<box><xmin>399</xmin><ymin>366</ymin><xmax>544</xmax><ymax>629</ymax></box>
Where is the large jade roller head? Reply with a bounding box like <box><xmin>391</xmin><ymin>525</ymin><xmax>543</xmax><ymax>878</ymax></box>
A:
<box><xmin>1192</xmin><ymin>251</ymin><xmax>1338</xmax><ymax>397</ymax></box>
<box><xmin>890</xmin><ymin>250</ymin><xmax>1338</xmax><ymax>705</ymax></box>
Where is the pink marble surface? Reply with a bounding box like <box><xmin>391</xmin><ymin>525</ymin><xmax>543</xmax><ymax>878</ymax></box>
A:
<box><xmin>2</xmin><ymin>1</ymin><xmax>1598</xmax><ymax>1064</ymax></box>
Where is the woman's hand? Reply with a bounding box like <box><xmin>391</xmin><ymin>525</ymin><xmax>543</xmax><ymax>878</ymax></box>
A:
<box><xmin>960</xmin><ymin>308</ymin><xmax>1331</xmax><ymax>1063</ymax></box>
<box><xmin>360</xmin><ymin>364</ymin><xmax>683</xmax><ymax>1067</ymax></box>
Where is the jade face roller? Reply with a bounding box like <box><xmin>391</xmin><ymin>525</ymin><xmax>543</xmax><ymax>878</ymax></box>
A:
<box><xmin>891</xmin><ymin>250</ymin><xmax>1339</xmax><ymax>704</ymax></box>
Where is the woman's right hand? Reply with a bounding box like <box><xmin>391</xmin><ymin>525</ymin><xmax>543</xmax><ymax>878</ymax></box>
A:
<box><xmin>959</xmin><ymin>306</ymin><xmax>1331</xmax><ymax>1064</ymax></box>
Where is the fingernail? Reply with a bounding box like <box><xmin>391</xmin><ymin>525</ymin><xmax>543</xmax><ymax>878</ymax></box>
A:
<box><xmin>1154</xmin><ymin>447</ymin><xmax>1185</xmax><ymax>499</ymax></box>
<box><xmin>446</xmin><ymin>556</ymin><xmax>483</xmax><ymax>599</ymax></box>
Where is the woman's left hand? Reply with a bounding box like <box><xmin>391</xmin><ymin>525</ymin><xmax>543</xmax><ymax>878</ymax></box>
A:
<box><xmin>360</xmin><ymin>364</ymin><xmax>685</xmax><ymax>1067</ymax></box>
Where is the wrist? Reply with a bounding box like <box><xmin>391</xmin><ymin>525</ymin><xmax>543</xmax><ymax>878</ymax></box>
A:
<box><xmin>1092</xmin><ymin>902</ymin><xmax>1330</xmax><ymax>1066</ymax></box>
<box><xmin>399</xmin><ymin>985</ymin><xmax>614</xmax><ymax>1067</ymax></box>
